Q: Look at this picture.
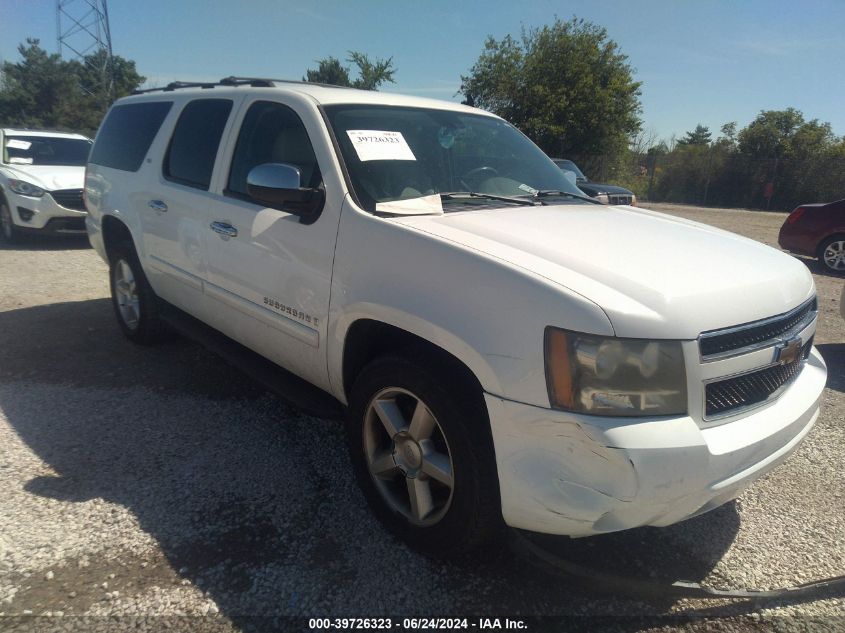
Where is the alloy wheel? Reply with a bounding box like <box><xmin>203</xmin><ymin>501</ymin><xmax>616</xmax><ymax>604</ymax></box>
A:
<box><xmin>113</xmin><ymin>258</ymin><xmax>141</xmax><ymax>330</ymax></box>
<box><xmin>822</xmin><ymin>239</ymin><xmax>845</xmax><ymax>272</ymax></box>
<box><xmin>363</xmin><ymin>387</ymin><xmax>455</xmax><ymax>526</ymax></box>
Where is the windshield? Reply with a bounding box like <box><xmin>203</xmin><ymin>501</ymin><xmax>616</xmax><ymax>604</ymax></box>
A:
<box><xmin>324</xmin><ymin>105</ymin><xmax>584</xmax><ymax>212</ymax></box>
<box><xmin>553</xmin><ymin>159</ymin><xmax>587</xmax><ymax>181</ymax></box>
<box><xmin>3</xmin><ymin>136</ymin><xmax>92</xmax><ymax>167</ymax></box>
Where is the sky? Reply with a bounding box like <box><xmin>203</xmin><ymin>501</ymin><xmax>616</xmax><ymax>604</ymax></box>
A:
<box><xmin>1</xmin><ymin>0</ymin><xmax>843</xmax><ymax>142</ymax></box>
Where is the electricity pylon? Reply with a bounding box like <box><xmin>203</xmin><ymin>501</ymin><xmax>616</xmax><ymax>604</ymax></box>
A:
<box><xmin>57</xmin><ymin>0</ymin><xmax>114</xmax><ymax>100</ymax></box>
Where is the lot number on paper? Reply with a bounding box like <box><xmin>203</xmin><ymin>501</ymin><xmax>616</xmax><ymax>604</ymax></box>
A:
<box><xmin>346</xmin><ymin>130</ymin><xmax>416</xmax><ymax>162</ymax></box>
<box><xmin>6</xmin><ymin>139</ymin><xmax>32</xmax><ymax>150</ymax></box>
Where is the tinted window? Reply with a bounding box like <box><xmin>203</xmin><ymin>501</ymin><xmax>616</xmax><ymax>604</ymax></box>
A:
<box><xmin>3</xmin><ymin>136</ymin><xmax>92</xmax><ymax>166</ymax></box>
<box><xmin>227</xmin><ymin>101</ymin><xmax>321</xmax><ymax>198</ymax></box>
<box><xmin>164</xmin><ymin>99</ymin><xmax>233</xmax><ymax>189</ymax></box>
<box><xmin>89</xmin><ymin>101</ymin><xmax>172</xmax><ymax>172</ymax></box>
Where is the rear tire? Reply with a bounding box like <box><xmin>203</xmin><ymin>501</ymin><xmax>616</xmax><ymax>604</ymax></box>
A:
<box><xmin>109</xmin><ymin>242</ymin><xmax>168</xmax><ymax>344</ymax></box>
<box><xmin>818</xmin><ymin>235</ymin><xmax>845</xmax><ymax>273</ymax></box>
<box><xmin>0</xmin><ymin>200</ymin><xmax>20</xmax><ymax>244</ymax></box>
<box><xmin>347</xmin><ymin>353</ymin><xmax>501</xmax><ymax>555</ymax></box>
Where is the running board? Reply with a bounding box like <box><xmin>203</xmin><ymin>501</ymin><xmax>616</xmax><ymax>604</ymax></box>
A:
<box><xmin>160</xmin><ymin>302</ymin><xmax>345</xmax><ymax>420</ymax></box>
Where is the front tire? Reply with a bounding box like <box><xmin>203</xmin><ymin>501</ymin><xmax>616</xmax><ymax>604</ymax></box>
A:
<box><xmin>818</xmin><ymin>235</ymin><xmax>845</xmax><ymax>273</ymax></box>
<box><xmin>109</xmin><ymin>243</ymin><xmax>168</xmax><ymax>344</ymax></box>
<box><xmin>347</xmin><ymin>354</ymin><xmax>501</xmax><ymax>555</ymax></box>
<box><xmin>0</xmin><ymin>200</ymin><xmax>20</xmax><ymax>244</ymax></box>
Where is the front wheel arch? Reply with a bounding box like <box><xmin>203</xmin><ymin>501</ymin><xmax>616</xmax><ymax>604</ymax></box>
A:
<box><xmin>346</xmin><ymin>352</ymin><xmax>503</xmax><ymax>554</ymax></box>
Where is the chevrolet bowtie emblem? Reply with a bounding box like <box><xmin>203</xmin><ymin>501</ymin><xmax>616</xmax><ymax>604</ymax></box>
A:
<box><xmin>774</xmin><ymin>337</ymin><xmax>802</xmax><ymax>365</ymax></box>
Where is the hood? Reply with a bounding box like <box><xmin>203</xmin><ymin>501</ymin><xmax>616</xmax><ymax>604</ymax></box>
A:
<box><xmin>1</xmin><ymin>164</ymin><xmax>85</xmax><ymax>191</ymax></box>
<box><xmin>578</xmin><ymin>182</ymin><xmax>634</xmax><ymax>196</ymax></box>
<box><xmin>393</xmin><ymin>204</ymin><xmax>815</xmax><ymax>339</ymax></box>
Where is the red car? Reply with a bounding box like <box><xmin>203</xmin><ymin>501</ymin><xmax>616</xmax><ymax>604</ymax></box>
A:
<box><xmin>778</xmin><ymin>198</ymin><xmax>845</xmax><ymax>273</ymax></box>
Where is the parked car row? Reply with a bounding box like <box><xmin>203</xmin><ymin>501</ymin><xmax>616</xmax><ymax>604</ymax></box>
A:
<box><xmin>0</xmin><ymin>81</ymin><xmax>839</xmax><ymax>555</ymax></box>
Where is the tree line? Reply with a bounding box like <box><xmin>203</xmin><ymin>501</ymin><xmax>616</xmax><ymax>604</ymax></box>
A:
<box><xmin>2</xmin><ymin>20</ymin><xmax>842</xmax><ymax>211</ymax></box>
<box><xmin>635</xmin><ymin>111</ymin><xmax>845</xmax><ymax>211</ymax></box>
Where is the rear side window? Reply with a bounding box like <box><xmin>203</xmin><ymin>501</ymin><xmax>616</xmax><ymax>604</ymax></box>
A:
<box><xmin>164</xmin><ymin>99</ymin><xmax>233</xmax><ymax>190</ymax></box>
<box><xmin>89</xmin><ymin>101</ymin><xmax>172</xmax><ymax>172</ymax></box>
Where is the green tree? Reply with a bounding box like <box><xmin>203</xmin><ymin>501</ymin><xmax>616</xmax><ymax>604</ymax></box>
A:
<box><xmin>0</xmin><ymin>39</ymin><xmax>78</xmax><ymax>129</ymax></box>
<box><xmin>459</xmin><ymin>17</ymin><xmax>642</xmax><ymax>159</ymax></box>
<box><xmin>737</xmin><ymin>108</ymin><xmax>807</xmax><ymax>159</ymax></box>
<box><xmin>719</xmin><ymin>122</ymin><xmax>737</xmax><ymax>145</ymax></box>
<box><xmin>676</xmin><ymin>124</ymin><xmax>711</xmax><ymax>146</ymax></box>
<box><xmin>304</xmin><ymin>57</ymin><xmax>351</xmax><ymax>87</ymax></box>
<box><xmin>0</xmin><ymin>38</ymin><xmax>144</xmax><ymax>136</ymax></box>
<box><xmin>304</xmin><ymin>51</ymin><xmax>396</xmax><ymax>90</ymax></box>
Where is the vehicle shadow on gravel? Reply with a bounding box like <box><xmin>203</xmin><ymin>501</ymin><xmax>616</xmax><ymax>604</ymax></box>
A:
<box><xmin>0</xmin><ymin>234</ymin><xmax>91</xmax><ymax>251</ymax></box>
<box><xmin>816</xmin><ymin>343</ymin><xmax>845</xmax><ymax>393</ymax></box>
<box><xmin>795</xmin><ymin>255</ymin><xmax>845</xmax><ymax>280</ymax></box>
<box><xmin>0</xmin><ymin>300</ymin><xmax>752</xmax><ymax>625</ymax></box>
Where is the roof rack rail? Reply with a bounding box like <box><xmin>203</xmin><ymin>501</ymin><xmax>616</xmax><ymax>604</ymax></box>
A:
<box><xmin>132</xmin><ymin>80</ymin><xmax>219</xmax><ymax>95</ymax></box>
<box><xmin>221</xmin><ymin>76</ymin><xmax>356</xmax><ymax>90</ymax></box>
<box><xmin>218</xmin><ymin>76</ymin><xmax>276</xmax><ymax>87</ymax></box>
<box><xmin>131</xmin><ymin>76</ymin><xmax>356</xmax><ymax>95</ymax></box>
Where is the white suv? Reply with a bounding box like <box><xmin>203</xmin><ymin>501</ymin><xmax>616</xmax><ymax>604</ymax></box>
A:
<box><xmin>85</xmin><ymin>77</ymin><xmax>827</xmax><ymax>554</ymax></box>
<box><xmin>0</xmin><ymin>129</ymin><xmax>93</xmax><ymax>242</ymax></box>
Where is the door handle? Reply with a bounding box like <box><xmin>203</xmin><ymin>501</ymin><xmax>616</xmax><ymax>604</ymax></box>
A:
<box><xmin>210</xmin><ymin>221</ymin><xmax>238</xmax><ymax>238</ymax></box>
<box><xmin>148</xmin><ymin>200</ymin><xmax>168</xmax><ymax>212</ymax></box>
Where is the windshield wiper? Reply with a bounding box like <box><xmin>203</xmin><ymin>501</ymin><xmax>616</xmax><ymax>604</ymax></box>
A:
<box><xmin>532</xmin><ymin>190</ymin><xmax>603</xmax><ymax>205</ymax></box>
<box><xmin>439</xmin><ymin>191</ymin><xmax>537</xmax><ymax>207</ymax></box>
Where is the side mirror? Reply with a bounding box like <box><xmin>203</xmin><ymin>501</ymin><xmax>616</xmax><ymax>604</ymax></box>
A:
<box><xmin>246</xmin><ymin>163</ymin><xmax>324</xmax><ymax>222</ymax></box>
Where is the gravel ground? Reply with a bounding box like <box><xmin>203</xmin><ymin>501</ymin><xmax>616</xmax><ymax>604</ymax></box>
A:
<box><xmin>0</xmin><ymin>204</ymin><xmax>843</xmax><ymax>632</ymax></box>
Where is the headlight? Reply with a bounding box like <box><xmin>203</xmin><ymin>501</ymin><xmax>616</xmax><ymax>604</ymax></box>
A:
<box><xmin>8</xmin><ymin>179</ymin><xmax>45</xmax><ymax>197</ymax></box>
<box><xmin>544</xmin><ymin>328</ymin><xmax>687</xmax><ymax>416</ymax></box>
<box><xmin>595</xmin><ymin>193</ymin><xmax>610</xmax><ymax>204</ymax></box>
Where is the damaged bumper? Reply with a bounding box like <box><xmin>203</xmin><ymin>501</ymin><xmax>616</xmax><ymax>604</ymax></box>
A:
<box><xmin>486</xmin><ymin>347</ymin><xmax>826</xmax><ymax>537</ymax></box>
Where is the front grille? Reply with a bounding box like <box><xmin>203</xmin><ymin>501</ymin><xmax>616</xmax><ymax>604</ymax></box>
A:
<box><xmin>608</xmin><ymin>194</ymin><xmax>633</xmax><ymax>205</ymax></box>
<box><xmin>699</xmin><ymin>298</ymin><xmax>817</xmax><ymax>359</ymax></box>
<box><xmin>49</xmin><ymin>188</ymin><xmax>86</xmax><ymax>211</ymax></box>
<box><xmin>705</xmin><ymin>340</ymin><xmax>812</xmax><ymax>418</ymax></box>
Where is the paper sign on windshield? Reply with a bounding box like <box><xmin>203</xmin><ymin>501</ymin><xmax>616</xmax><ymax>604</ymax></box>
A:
<box><xmin>346</xmin><ymin>130</ymin><xmax>416</xmax><ymax>162</ymax></box>
<box><xmin>9</xmin><ymin>157</ymin><xmax>33</xmax><ymax>164</ymax></box>
<box><xmin>375</xmin><ymin>194</ymin><xmax>443</xmax><ymax>216</ymax></box>
<box><xmin>6</xmin><ymin>139</ymin><xmax>32</xmax><ymax>150</ymax></box>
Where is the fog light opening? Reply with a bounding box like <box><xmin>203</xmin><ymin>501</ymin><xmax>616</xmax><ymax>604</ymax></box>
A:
<box><xmin>16</xmin><ymin>207</ymin><xmax>35</xmax><ymax>223</ymax></box>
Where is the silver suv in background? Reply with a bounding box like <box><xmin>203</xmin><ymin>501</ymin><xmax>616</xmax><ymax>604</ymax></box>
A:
<box><xmin>0</xmin><ymin>129</ymin><xmax>92</xmax><ymax>242</ymax></box>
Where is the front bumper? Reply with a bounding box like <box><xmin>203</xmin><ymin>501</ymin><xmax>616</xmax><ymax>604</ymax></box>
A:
<box><xmin>6</xmin><ymin>190</ymin><xmax>87</xmax><ymax>233</ymax></box>
<box><xmin>485</xmin><ymin>347</ymin><xmax>826</xmax><ymax>536</ymax></box>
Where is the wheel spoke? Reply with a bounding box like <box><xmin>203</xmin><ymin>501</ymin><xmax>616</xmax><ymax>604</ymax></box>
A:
<box><xmin>408</xmin><ymin>400</ymin><xmax>436</xmax><ymax>441</ymax></box>
<box><xmin>407</xmin><ymin>478</ymin><xmax>434</xmax><ymax>521</ymax></box>
<box><xmin>370</xmin><ymin>450</ymin><xmax>400</xmax><ymax>479</ymax></box>
<box><xmin>373</xmin><ymin>398</ymin><xmax>407</xmax><ymax>437</ymax></box>
<box><xmin>421</xmin><ymin>451</ymin><xmax>453</xmax><ymax>488</ymax></box>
